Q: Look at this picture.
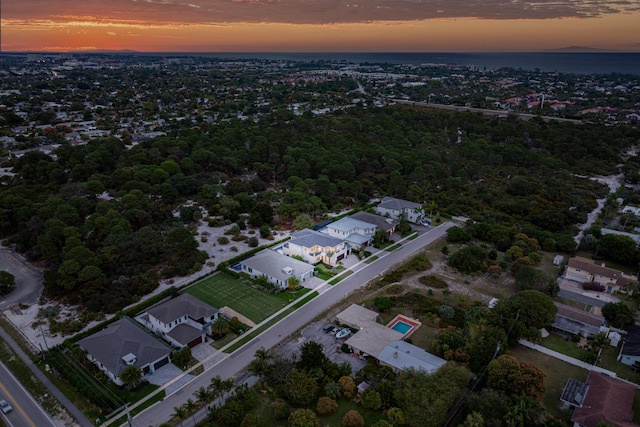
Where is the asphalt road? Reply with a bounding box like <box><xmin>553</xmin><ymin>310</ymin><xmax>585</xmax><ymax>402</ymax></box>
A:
<box><xmin>558</xmin><ymin>289</ymin><xmax>608</xmax><ymax>308</ymax></box>
<box><xmin>0</xmin><ymin>246</ymin><xmax>44</xmax><ymax>309</ymax></box>
<box><xmin>131</xmin><ymin>222</ymin><xmax>454</xmax><ymax>427</ymax></box>
<box><xmin>393</xmin><ymin>100</ymin><xmax>583</xmax><ymax>124</ymax></box>
<box><xmin>0</xmin><ymin>361</ymin><xmax>56</xmax><ymax>427</ymax></box>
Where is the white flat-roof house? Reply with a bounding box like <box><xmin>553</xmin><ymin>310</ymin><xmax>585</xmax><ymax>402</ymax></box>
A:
<box><xmin>282</xmin><ymin>228</ymin><xmax>348</xmax><ymax>266</ymax></box>
<box><xmin>240</xmin><ymin>249</ymin><xmax>315</xmax><ymax>289</ymax></box>
<box><xmin>374</xmin><ymin>196</ymin><xmax>423</xmax><ymax>224</ymax></box>
<box><xmin>138</xmin><ymin>294</ymin><xmax>219</xmax><ymax>348</ymax></box>
<box><xmin>324</xmin><ymin>217</ymin><xmax>376</xmax><ymax>249</ymax></box>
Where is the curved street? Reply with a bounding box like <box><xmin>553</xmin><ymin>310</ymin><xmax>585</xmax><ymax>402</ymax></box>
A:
<box><xmin>0</xmin><ymin>246</ymin><xmax>44</xmax><ymax>309</ymax></box>
<box><xmin>130</xmin><ymin>222</ymin><xmax>454</xmax><ymax>427</ymax></box>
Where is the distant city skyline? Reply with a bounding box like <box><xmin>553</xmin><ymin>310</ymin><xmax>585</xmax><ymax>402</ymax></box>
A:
<box><xmin>2</xmin><ymin>0</ymin><xmax>640</xmax><ymax>53</ymax></box>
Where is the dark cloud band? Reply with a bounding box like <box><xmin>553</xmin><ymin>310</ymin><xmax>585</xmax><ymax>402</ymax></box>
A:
<box><xmin>4</xmin><ymin>0</ymin><xmax>640</xmax><ymax>24</ymax></box>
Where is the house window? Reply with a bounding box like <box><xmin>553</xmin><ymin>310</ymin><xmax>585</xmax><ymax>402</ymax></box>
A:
<box><xmin>248</xmin><ymin>267</ymin><xmax>253</xmax><ymax>273</ymax></box>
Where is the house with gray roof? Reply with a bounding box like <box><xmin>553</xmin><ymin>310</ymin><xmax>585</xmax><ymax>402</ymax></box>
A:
<box><xmin>78</xmin><ymin>317</ymin><xmax>172</xmax><ymax>386</ymax></box>
<box><xmin>374</xmin><ymin>196</ymin><xmax>423</xmax><ymax>223</ymax></box>
<box><xmin>618</xmin><ymin>325</ymin><xmax>640</xmax><ymax>367</ymax></box>
<box><xmin>138</xmin><ymin>293</ymin><xmax>219</xmax><ymax>348</ymax></box>
<box><xmin>378</xmin><ymin>340</ymin><xmax>447</xmax><ymax>373</ymax></box>
<box><xmin>323</xmin><ymin>217</ymin><xmax>376</xmax><ymax>249</ymax></box>
<box><xmin>282</xmin><ymin>228</ymin><xmax>348</xmax><ymax>266</ymax></box>
<box><xmin>240</xmin><ymin>249</ymin><xmax>315</xmax><ymax>289</ymax></box>
<box><xmin>349</xmin><ymin>211</ymin><xmax>398</xmax><ymax>236</ymax></box>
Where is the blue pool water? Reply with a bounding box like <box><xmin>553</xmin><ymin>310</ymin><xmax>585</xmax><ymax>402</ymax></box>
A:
<box><xmin>391</xmin><ymin>321</ymin><xmax>412</xmax><ymax>334</ymax></box>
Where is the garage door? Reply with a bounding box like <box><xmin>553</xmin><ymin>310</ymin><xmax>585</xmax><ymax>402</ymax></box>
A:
<box><xmin>154</xmin><ymin>356</ymin><xmax>170</xmax><ymax>370</ymax></box>
<box><xmin>566</xmin><ymin>273</ymin><xmax>584</xmax><ymax>283</ymax></box>
<box><xmin>187</xmin><ymin>336</ymin><xmax>203</xmax><ymax>348</ymax></box>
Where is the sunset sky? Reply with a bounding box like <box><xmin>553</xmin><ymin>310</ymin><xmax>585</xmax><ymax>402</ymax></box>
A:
<box><xmin>2</xmin><ymin>0</ymin><xmax>640</xmax><ymax>52</ymax></box>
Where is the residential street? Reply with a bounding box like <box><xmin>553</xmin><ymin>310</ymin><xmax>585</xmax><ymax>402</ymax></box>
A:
<box><xmin>0</xmin><ymin>246</ymin><xmax>43</xmax><ymax>309</ymax></box>
<box><xmin>129</xmin><ymin>222</ymin><xmax>454</xmax><ymax>427</ymax></box>
<box><xmin>0</xmin><ymin>360</ymin><xmax>57</xmax><ymax>427</ymax></box>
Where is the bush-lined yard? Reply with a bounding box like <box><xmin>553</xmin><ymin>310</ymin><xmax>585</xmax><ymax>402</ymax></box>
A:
<box><xmin>186</xmin><ymin>273</ymin><xmax>295</xmax><ymax>323</ymax></box>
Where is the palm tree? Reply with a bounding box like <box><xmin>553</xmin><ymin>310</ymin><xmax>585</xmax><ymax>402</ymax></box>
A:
<box><xmin>119</xmin><ymin>365</ymin><xmax>142</xmax><ymax>391</ymax></box>
<box><xmin>184</xmin><ymin>398</ymin><xmax>197</xmax><ymax>425</ymax></box>
<box><xmin>248</xmin><ymin>347</ymin><xmax>273</xmax><ymax>383</ymax></box>
<box><xmin>193</xmin><ymin>386</ymin><xmax>213</xmax><ymax>416</ymax></box>
<box><xmin>210</xmin><ymin>316</ymin><xmax>229</xmax><ymax>337</ymax></box>
<box><xmin>171</xmin><ymin>405</ymin><xmax>187</xmax><ymax>427</ymax></box>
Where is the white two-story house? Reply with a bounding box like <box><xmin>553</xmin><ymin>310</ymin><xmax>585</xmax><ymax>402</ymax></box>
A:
<box><xmin>324</xmin><ymin>217</ymin><xmax>376</xmax><ymax>249</ymax></box>
<box><xmin>282</xmin><ymin>228</ymin><xmax>348</xmax><ymax>266</ymax></box>
<box><xmin>374</xmin><ymin>196</ymin><xmax>423</xmax><ymax>224</ymax></box>
<box><xmin>138</xmin><ymin>294</ymin><xmax>219</xmax><ymax>348</ymax></box>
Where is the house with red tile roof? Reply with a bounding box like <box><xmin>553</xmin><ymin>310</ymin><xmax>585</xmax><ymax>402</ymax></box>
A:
<box><xmin>570</xmin><ymin>371</ymin><xmax>638</xmax><ymax>427</ymax></box>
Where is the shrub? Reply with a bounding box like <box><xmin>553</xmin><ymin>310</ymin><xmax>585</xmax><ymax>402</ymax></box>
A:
<box><xmin>271</xmin><ymin>399</ymin><xmax>290</xmax><ymax>420</ymax></box>
<box><xmin>338</xmin><ymin>376</ymin><xmax>356</xmax><ymax>398</ymax></box>
<box><xmin>582</xmin><ymin>282</ymin><xmax>605</xmax><ymax>292</ymax></box>
<box><xmin>439</xmin><ymin>305</ymin><xmax>455</xmax><ymax>319</ymax></box>
<box><xmin>418</xmin><ymin>275</ymin><xmax>448</xmax><ymax>288</ymax></box>
<box><xmin>217</xmin><ymin>236</ymin><xmax>229</xmax><ymax>245</ymax></box>
<box><xmin>324</xmin><ymin>382</ymin><xmax>342</xmax><ymax>400</ymax></box>
<box><xmin>248</xmin><ymin>236</ymin><xmax>259</xmax><ymax>247</ymax></box>
<box><xmin>259</xmin><ymin>224</ymin><xmax>271</xmax><ymax>238</ymax></box>
<box><xmin>316</xmin><ymin>397</ymin><xmax>338</xmax><ymax>415</ymax></box>
<box><xmin>288</xmin><ymin>409</ymin><xmax>319</xmax><ymax>427</ymax></box>
<box><xmin>373</xmin><ymin>296</ymin><xmax>393</xmax><ymax>312</ymax></box>
<box><xmin>361</xmin><ymin>388</ymin><xmax>382</xmax><ymax>410</ymax></box>
<box><xmin>386</xmin><ymin>407</ymin><xmax>406</xmax><ymax>426</ymax></box>
<box><xmin>342</xmin><ymin>410</ymin><xmax>365</xmax><ymax>427</ymax></box>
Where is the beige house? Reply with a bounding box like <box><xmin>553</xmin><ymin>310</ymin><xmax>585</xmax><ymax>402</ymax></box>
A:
<box><xmin>565</xmin><ymin>257</ymin><xmax>625</xmax><ymax>293</ymax></box>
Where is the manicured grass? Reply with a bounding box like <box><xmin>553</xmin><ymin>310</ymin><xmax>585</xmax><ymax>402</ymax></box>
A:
<box><xmin>510</xmin><ymin>344</ymin><xmax>588</xmax><ymax>420</ymax></box>
<box><xmin>407</xmin><ymin>232</ymin><xmax>419</xmax><ymax>240</ymax></box>
<box><xmin>329</xmin><ymin>270</ymin><xmax>353</xmax><ymax>285</ymax></box>
<box><xmin>223</xmin><ymin>291</ymin><xmax>319</xmax><ymax>353</ymax></box>
<box><xmin>274</xmin><ymin>287</ymin><xmax>312</xmax><ymax>303</ymax></box>
<box><xmin>597</xmin><ymin>345</ymin><xmax>640</xmax><ymax>384</ymax></box>
<box><xmin>364</xmin><ymin>255</ymin><xmax>379</xmax><ymax>264</ymax></box>
<box><xmin>385</xmin><ymin>243</ymin><xmax>402</xmax><ymax>252</ymax></box>
<box><xmin>186</xmin><ymin>273</ymin><xmax>291</xmax><ymax>323</ymax></box>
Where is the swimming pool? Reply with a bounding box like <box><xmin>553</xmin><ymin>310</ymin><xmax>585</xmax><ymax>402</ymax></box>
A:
<box><xmin>391</xmin><ymin>321</ymin><xmax>413</xmax><ymax>334</ymax></box>
<box><xmin>386</xmin><ymin>315</ymin><xmax>421</xmax><ymax>338</ymax></box>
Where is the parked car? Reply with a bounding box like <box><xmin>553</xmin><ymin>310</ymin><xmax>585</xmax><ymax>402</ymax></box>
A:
<box><xmin>420</xmin><ymin>218</ymin><xmax>431</xmax><ymax>226</ymax></box>
<box><xmin>323</xmin><ymin>323</ymin><xmax>335</xmax><ymax>333</ymax></box>
<box><xmin>0</xmin><ymin>400</ymin><xmax>12</xmax><ymax>414</ymax></box>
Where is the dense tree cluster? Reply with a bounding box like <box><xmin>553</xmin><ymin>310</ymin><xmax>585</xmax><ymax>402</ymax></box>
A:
<box><xmin>1</xmin><ymin>104</ymin><xmax>634</xmax><ymax>311</ymax></box>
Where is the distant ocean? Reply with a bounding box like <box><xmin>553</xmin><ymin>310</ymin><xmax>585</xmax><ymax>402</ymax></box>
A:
<box><xmin>188</xmin><ymin>52</ymin><xmax>640</xmax><ymax>75</ymax></box>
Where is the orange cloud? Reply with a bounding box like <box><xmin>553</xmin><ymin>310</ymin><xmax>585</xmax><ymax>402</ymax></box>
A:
<box><xmin>2</xmin><ymin>0</ymin><xmax>639</xmax><ymax>51</ymax></box>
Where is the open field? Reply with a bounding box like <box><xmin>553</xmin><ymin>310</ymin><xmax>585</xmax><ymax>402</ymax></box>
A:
<box><xmin>186</xmin><ymin>273</ymin><xmax>293</xmax><ymax>323</ymax></box>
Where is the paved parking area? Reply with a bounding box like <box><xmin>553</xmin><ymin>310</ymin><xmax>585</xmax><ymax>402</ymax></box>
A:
<box><xmin>275</xmin><ymin>321</ymin><xmax>367</xmax><ymax>374</ymax></box>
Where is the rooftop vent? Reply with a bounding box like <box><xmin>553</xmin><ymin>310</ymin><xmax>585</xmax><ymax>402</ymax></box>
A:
<box><xmin>282</xmin><ymin>267</ymin><xmax>293</xmax><ymax>275</ymax></box>
<box><xmin>122</xmin><ymin>353</ymin><xmax>137</xmax><ymax>366</ymax></box>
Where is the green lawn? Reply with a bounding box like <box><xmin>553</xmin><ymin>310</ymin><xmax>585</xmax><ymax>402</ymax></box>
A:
<box><xmin>539</xmin><ymin>334</ymin><xmax>596</xmax><ymax>363</ymax></box>
<box><xmin>510</xmin><ymin>345</ymin><xmax>588</xmax><ymax>420</ymax></box>
<box><xmin>186</xmin><ymin>273</ymin><xmax>292</xmax><ymax>323</ymax></box>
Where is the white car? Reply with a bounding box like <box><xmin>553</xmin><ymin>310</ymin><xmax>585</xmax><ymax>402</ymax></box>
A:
<box><xmin>0</xmin><ymin>399</ymin><xmax>12</xmax><ymax>414</ymax></box>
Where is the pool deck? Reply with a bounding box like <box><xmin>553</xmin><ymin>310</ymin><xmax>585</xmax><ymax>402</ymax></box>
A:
<box><xmin>386</xmin><ymin>314</ymin><xmax>422</xmax><ymax>339</ymax></box>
